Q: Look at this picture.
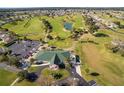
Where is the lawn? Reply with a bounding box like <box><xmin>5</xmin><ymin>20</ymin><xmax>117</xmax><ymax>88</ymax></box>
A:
<box><xmin>15</xmin><ymin>80</ymin><xmax>39</xmax><ymax>86</ymax></box>
<box><xmin>2</xmin><ymin>16</ymin><xmax>72</xmax><ymax>40</ymax></box>
<box><xmin>75</xmin><ymin>28</ymin><xmax>124</xmax><ymax>85</ymax></box>
<box><xmin>14</xmin><ymin>66</ymin><xmax>41</xmax><ymax>86</ymax></box>
<box><xmin>35</xmin><ymin>68</ymin><xmax>70</xmax><ymax>85</ymax></box>
<box><xmin>2</xmin><ymin>14</ymin><xmax>86</xmax><ymax>40</ymax></box>
<box><xmin>0</xmin><ymin>68</ymin><xmax>17</xmax><ymax>86</ymax></box>
<box><xmin>40</xmin><ymin>15</ymin><xmax>71</xmax><ymax>38</ymax></box>
<box><xmin>41</xmin><ymin>68</ymin><xmax>70</xmax><ymax>80</ymax></box>
<box><xmin>73</xmin><ymin>13</ymin><xmax>86</xmax><ymax>29</ymax></box>
<box><xmin>1</xmin><ymin>14</ymin><xmax>86</xmax><ymax>49</ymax></box>
<box><xmin>48</xmin><ymin>38</ymin><xmax>73</xmax><ymax>48</ymax></box>
<box><xmin>2</xmin><ymin>17</ymin><xmax>45</xmax><ymax>40</ymax></box>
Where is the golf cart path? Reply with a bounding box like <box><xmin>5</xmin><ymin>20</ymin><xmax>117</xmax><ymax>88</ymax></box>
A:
<box><xmin>75</xmin><ymin>65</ymin><xmax>82</xmax><ymax>76</ymax></box>
<box><xmin>31</xmin><ymin>63</ymin><xmax>50</xmax><ymax>67</ymax></box>
<box><xmin>10</xmin><ymin>77</ymin><xmax>20</xmax><ymax>86</ymax></box>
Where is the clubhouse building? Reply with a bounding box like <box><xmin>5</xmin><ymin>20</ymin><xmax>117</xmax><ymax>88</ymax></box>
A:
<box><xmin>35</xmin><ymin>50</ymin><xmax>71</xmax><ymax>69</ymax></box>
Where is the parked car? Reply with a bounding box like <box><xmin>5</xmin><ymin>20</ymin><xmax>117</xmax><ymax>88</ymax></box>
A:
<box><xmin>34</xmin><ymin>60</ymin><xmax>43</xmax><ymax>64</ymax></box>
<box><xmin>75</xmin><ymin>55</ymin><xmax>80</xmax><ymax>64</ymax></box>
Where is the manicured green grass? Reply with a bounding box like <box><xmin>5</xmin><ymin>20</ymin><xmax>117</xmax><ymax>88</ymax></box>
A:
<box><xmin>76</xmin><ymin>28</ymin><xmax>124</xmax><ymax>85</ymax></box>
<box><xmin>14</xmin><ymin>67</ymin><xmax>40</xmax><ymax>86</ymax></box>
<box><xmin>2</xmin><ymin>14</ymin><xmax>86</xmax><ymax>40</ymax></box>
<box><xmin>73</xmin><ymin>13</ymin><xmax>86</xmax><ymax>29</ymax></box>
<box><xmin>0</xmin><ymin>68</ymin><xmax>17</xmax><ymax>86</ymax></box>
<box><xmin>28</xmin><ymin>67</ymin><xmax>39</xmax><ymax>72</ymax></box>
<box><xmin>41</xmin><ymin>16</ymin><xmax>71</xmax><ymax>38</ymax></box>
<box><xmin>42</xmin><ymin>68</ymin><xmax>70</xmax><ymax>80</ymax></box>
<box><xmin>15</xmin><ymin>80</ymin><xmax>39</xmax><ymax>86</ymax></box>
<box><xmin>48</xmin><ymin>38</ymin><xmax>73</xmax><ymax>48</ymax></box>
<box><xmin>2</xmin><ymin>17</ymin><xmax>45</xmax><ymax>40</ymax></box>
<box><xmin>2</xmin><ymin>16</ymin><xmax>72</xmax><ymax>40</ymax></box>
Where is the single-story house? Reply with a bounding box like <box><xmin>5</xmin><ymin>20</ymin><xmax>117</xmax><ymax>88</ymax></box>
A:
<box><xmin>0</xmin><ymin>30</ymin><xmax>15</xmax><ymax>44</ymax></box>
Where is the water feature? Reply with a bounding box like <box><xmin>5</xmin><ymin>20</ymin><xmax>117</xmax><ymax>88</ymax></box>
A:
<box><xmin>64</xmin><ymin>22</ymin><xmax>72</xmax><ymax>31</ymax></box>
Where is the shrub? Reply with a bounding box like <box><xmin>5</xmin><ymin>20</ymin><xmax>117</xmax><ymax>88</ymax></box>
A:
<box><xmin>17</xmin><ymin>70</ymin><xmax>28</xmax><ymax>81</ymax></box>
<box><xmin>94</xmin><ymin>33</ymin><xmax>109</xmax><ymax>37</ymax></box>
<box><xmin>26</xmin><ymin>72</ymin><xmax>38</xmax><ymax>82</ymax></box>
<box><xmin>112</xmin><ymin>47</ymin><xmax>119</xmax><ymax>53</ymax></box>
<box><xmin>90</xmin><ymin>72</ymin><xmax>100</xmax><ymax>76</ymax></box>
<box><xmin>51</xmin><ymin>72</ymin><xmax>63</xmax><ymax>80</ymax></box>
<box><xmin>59</xmin><ymin>63</ymin><xmax>65</xmax><ymax>69</ymax></box>
<box><xmin>85</xmin><ymin>68</ymin><xmax>90</xmax><ymax>73</ymax></box>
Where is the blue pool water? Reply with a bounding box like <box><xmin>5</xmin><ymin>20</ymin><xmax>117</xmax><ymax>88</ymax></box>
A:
<box><xmin>64</xmin><ymin>22</ymin><xmax>72</xmax><ymax>31</ymax></box>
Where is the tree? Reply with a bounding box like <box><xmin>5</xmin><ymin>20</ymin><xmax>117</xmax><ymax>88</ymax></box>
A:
<box><xmin>30</xmin><ymin>58</ymin><xmax>36</xmax><ymax>65</ymax></box>
<box><xmin>0</xmin><ymin>54</ymin><xmax>8</xmax><ymax>62</ymax></box>
<box><xmin>4</xmin><ymin>28</ymin><xmax>9</xmax><ymax>31</ymax></box>
<box><xmin>114</xmin><ymin>21</ymin><xmax>120</xmax><ymax>26</ymax></box>
<box><xmin>84</xmin><ymin>16</ymin><xmax>99</xmax><ymax>34</ymax></box>
<box><xmin>114</xmin><ymin>21</ymin><xmax>121</xmax><ymax>28</ymax></box>
<box><xmin>7</xmin><ymin>55</ymin><xmax>19</xmax><ymax>66</ymax></box>
<box><xmin>26</xmin><ymin>72</ymin><xmax>38</xmax><ymax>82</ymax></box>
<box><xmin>55</xmin><ymin>36</ymin><xmax>61</xmax><ymax>41</ymax></box>
<box><xmin>42</xmin><ymin>19</ymin><xmax>53</xmax><ymax>42</ymax></box>
<box><xmin>17</xmin><ymin>70</ymin><xmax>28</xmax><ymax>81</ymax></box>
<box><xmin>42</xmin><ymin>19</ymin><xmax>53</xmax><ymax>33</ymax></box>
<box><xmin>59</xmin><ymin>63</ymin><xmax>65</xmax><ymax>69</ymax></box>
<box><xmin>90</xmin><ymin>72</ymin><xmax>100</xmax><ymax>76</ymax></box>
<box><xmin>47</xmin><ymin>34</ymin><xmax>53</xmax><ymax>40</ymax></box>
<box><xmin>51</xmin><ymin>72</ymin><xmax>63</xmax><ymax>80</ymax></box>
<box><xmin>24</xmin><ymin>36</ymin><xmax>27</xmax><ymax>40</ymax></box>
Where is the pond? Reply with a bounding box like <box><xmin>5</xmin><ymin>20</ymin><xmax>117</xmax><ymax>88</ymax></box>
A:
<box><xmin>64</xmin><ymin>22</ymin><xmax>73</xmax><ymax>31</ymax></box>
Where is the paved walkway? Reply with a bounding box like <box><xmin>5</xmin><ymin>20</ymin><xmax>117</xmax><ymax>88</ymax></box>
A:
<box><xmin>31</xmin><ymin>63</ymin><xmax>50</xmax><ymax>67</ymax></box>
<box><xmin>10</xmin><ymin>77</ymin><xmax>20</xmax><ymax>86</ymax></box>
<box><xmin>75</xmin><ymin>65</ymin><xmax>82</xmax><ymax>76</ymax></box>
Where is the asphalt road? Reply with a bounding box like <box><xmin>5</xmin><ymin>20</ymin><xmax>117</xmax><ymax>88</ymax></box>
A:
<box><xmin>54</xmin><ymin>65</ymin><xmax>89</xmax><ymax>86</ymax></box>
<box><xmin>71</xmin><ymin>66</ymin><xmax>89</xmax><ymax>86</ymax></box>
<box><xmin>0</xmin><ymin>63</ymin><xmax>21</xmax><ymax>72</ymax></box>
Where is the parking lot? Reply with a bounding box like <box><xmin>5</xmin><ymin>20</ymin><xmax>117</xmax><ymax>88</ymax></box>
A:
<box><xmin>9</xmin><ymin>40</ymin><xmax>41</xmax><ymax>59</ymax></box>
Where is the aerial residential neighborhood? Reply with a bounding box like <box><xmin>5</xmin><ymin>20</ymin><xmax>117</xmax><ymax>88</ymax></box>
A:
<box><xmin>1</xmin><ymin>7</ymin><xmax>124</xmax><ymax>86</ymax></box>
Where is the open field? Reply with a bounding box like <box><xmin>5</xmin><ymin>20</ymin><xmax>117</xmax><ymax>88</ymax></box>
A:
<box><xmin>2</xmin><ymin>13</ymin><xmax>85</xmax><ymax>48</ymax></box>
<box><xmin>0</xmin><ymin>68</ymin><xmax>17</xmax><ymax>86</ymax></box>
<box><xmin>2</xmin><ymin>17</ymin><xmax>45</xmax><ymax>40</ymax></box>
<box><xmin>75</xmin><ymin>27</ymin><xmax>124</xmax><ymax>85</ymax></box>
